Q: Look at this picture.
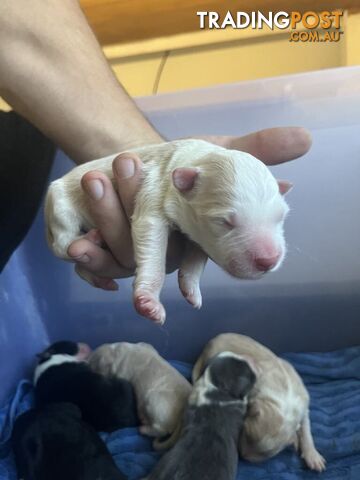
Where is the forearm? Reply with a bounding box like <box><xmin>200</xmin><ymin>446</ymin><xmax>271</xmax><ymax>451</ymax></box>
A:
<box><xmin>0</xmin><ymin>0</ymin><xmax>162</xmax><ymax>164</ymax></box>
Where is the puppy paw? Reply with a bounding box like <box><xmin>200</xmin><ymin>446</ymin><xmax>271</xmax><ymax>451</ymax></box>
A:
<box><xmin>134</xmin><ymin>292</ymin><xmax>166</xmax><ymax>324</ymax></box>
<box><xmin>178</xmin><ymin>273</ymin><xmax>202</xmax><ymax>309</ymax></box>
<box><xmin>302</xmin><ymin>449</ymin><xmax>326</xmax><ymax>472</ymax></box>
<box><xmin>182</xmin><ymin>286</ymin><xmax>202</xmax><ymax>309</ymax></box>
<box><xmin>140</xmin><ymin>424</ymin><xmax>165</xmax><ymax>437</ymax></box>
<box><xmin>139</xmin><ymin>425</ymin><xmax>154</xmax><ymax>436</ymax></box>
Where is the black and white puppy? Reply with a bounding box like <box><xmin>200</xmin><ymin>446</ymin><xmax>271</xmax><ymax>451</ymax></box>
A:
<box><xmin>144</xmin><ymin>352</ymin><xmax>256</xmax><ymax>480</ymax></box>
<box><xmin>12</xmin><ymin>402</ymin><xmax>127</xmax><ymax>480</ymax></box>
<box><xmin>34</xmin><ymin>341</ymin><xmax>138</xmax><ymax>432</ymax></box>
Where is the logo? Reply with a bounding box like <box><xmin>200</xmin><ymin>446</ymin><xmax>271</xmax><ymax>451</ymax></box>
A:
<box><xmin>197</xmin><ymin>11</ymin><xmax>344</xmax><ymax>42</ymax></box>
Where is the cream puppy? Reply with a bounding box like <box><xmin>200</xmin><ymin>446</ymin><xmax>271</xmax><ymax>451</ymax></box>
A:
<box><xmin>192</xmin><ymin>333</ymin><xmax>326</xmax><ymax>472</ymax></box>
<box><xmin>45</xmin><ymin>139</ymin><xmax>292</xmax><ymax>324</ymax></box>
<box><xmin>89</xmin><ymin>342</ymin><xmax>192</xmax><ymax>447</ymax></box>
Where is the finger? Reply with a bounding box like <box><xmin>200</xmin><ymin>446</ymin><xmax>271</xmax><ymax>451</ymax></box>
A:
<box><xmin>81</xmin><ymin>170</ymin><xmax>135</xmax><ymax>269</ymax></box>
<box><xmin>197</xmin><ymin>127</ymin><xmax>312</xmax><ymax>165</ymax></box>
<box><xmin>68</xmin><ymin>237</ymin><xmax>133</xmax><ymax>278</ymax></box>
<box><xmin>112</xmin><ymin>151</ymin><xmax>143</xmax><ymax>220</ymax></box>
<box><xmin>75</xmin><ymin>264</ymin><xmax>119</xmax><ymax>291</ymax></box>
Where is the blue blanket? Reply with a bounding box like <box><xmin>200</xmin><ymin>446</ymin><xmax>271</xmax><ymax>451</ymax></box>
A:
<box><xmin>1</xmin><ymin>348</ymin><xmax>359</xmax><ymax>480</ymax></box>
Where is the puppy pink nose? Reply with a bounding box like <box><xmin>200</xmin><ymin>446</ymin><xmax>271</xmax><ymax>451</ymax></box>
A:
<box><xmin>254</xmin><ymin>254</ymin><xmax>280</xmax><ymax>272</ymax></box>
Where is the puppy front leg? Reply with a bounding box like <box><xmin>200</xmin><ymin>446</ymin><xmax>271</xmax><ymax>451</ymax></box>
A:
<box><xmin>297</xmin><ymin>410</ymin><xmax>326</xmax><ymax>472</ymax></box>
<box><xmin>132</xmin><ymin>217</ymin><xmax>169</xmax><ymax>324</ymax></box>
<box><xmin>178</xmin><ymin>240</ymin><xmax>207</xmax><ymax>309</ymax></box>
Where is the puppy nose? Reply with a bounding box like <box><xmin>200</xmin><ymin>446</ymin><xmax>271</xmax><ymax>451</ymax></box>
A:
<box><xmin>254</xmin><ymin>254</ymin><xmax>280</xmax><ymax>272</ymax></box>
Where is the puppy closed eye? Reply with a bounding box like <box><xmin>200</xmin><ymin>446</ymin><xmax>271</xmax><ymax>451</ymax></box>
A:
<box><xmin>223</xmin><ymin>218</ymin><xmax>235</xmax><ymax>230</ymax></box>
<box><xmin>210</xmin><ymin>217</ymin><xmax>233</xmax><ymax>230</ymax></box>
<box><xmin>213</xmin><ymin>213</ymin><xmax>242</xmax><ymax>230</ymax></box>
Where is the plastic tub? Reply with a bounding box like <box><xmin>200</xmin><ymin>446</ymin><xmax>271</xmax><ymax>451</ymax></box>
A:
<box><xmin>1</xmin><ymin>66</ymin><xmax>359</xmax><ymax>408</ymax></box>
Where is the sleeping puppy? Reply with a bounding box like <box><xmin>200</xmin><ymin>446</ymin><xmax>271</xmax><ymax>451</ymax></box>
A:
<box><xmin>12</xmin><ymin>402</ymin><xmax>127</xmax><ymax>480</ymax></box>
<box><xmin>143</xmin><ymin>352</ymin><xmax>256</xmax><ymax>480</ymax></box>
<box><xmin>89</xmin><ymin>342</ymin><xmax>192</xmax><ymax>448</ymax></box>
<box><xmin>193</xmin><ymin>333</ymin><xmax>326</xmax><ymax>471</ymax></box>
<box><xmin>34</xmin><ymin>341</ymin><xmax>138</xmax><ymax>432</ymax></box>
<box><xmin>45</xmin><ymin>139</ymin><xmax>292</xmax><ymax>324</ymax></box>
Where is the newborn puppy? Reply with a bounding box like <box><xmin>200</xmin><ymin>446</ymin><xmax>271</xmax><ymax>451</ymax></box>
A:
<box><xmin>12</xmin><ymin>403</ymin><xmax>126</xmax><ymax>480</ymax></box>
<box><xmin>89</xmin><ymin>342</ymin><xmax>192</xmax><ymax>448</ymax></box>
<box><xmin>143</xmin><ymin>352</ymin><xmax>256</xmax><ymax>480</ymax></box>
<box><xmin>34</xmin><ymin>341</ymin><xmax>138</xmax><ymax>432</ymax></box>
<box><xmin>193</xmin><ymin>333</ymin><xmax>326</xmax><ymax>471</ymax></box>
<box><xmin>45</xmin><ymin>139</ymin><xmax>292</xmax><ymax>324</ymax></box>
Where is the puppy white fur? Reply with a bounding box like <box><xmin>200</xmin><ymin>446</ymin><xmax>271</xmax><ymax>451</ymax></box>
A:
<box><xmin>45</xmin><ymin>139</ymin><xmax>291</xmax><ymax>323</ymax></box>
<box><xmin>89</xmin><ymin>342</ymin><xmax>192</xmax><ymax>447</ymax></box>
<box><xmin>192</xmin><ymin>333</ymin><xmax>326</xmax><ymax>472</ymax></box>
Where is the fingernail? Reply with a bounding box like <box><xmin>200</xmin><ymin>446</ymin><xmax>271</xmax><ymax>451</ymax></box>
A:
<box><xmin>85</xmin><ymin>179</ymin><xmax>104</xmax><ymax>200</ymax></box>
<box><xmin>114</xmin><ymin>157</ymin><xmax>135</xmax><ymax>179</ymax></box>
<box><xmin>73</xmin><ymin>254</ymin><xmax>90</xmax><ymax>264</ymax></box>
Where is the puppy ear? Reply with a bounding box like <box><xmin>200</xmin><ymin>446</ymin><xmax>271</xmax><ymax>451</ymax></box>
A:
<box><xmin>172</xmin><ymin>168</ymin><xmax>199</xmax><ymax>193</ymax></box>
<box><xmin>36</xmin><ymin>351</ymin><xmax>52</xmax><ymax>362</ymax></box>
<box><xmin>233</xmin><ymin>354</ymin><xmax>260</xmax><ymax>377</ymax></box>
<box><xmin>230</xmin><ymin>360</ymin><xmax>257</xmax><ymax>398</ymax></box>
<box><xmin>277</xmin><ymin>179</ymin><xmax>293</xmax><ymax>196</ymax></box>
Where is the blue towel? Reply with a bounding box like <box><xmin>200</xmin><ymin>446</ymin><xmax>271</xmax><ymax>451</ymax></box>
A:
<box><xmin>1</xmin><ymin>349</ymin><xmax>359</xmax><ymax>480</ymax></box>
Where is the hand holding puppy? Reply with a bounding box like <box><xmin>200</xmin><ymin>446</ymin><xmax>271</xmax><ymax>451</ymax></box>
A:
<box><xmin>68</xmin><ymin>128</ymin><xmax>310</xmax><ymax>287</ymax></box>
<box><xmin>46</xmin><ymin>128</ymin><xmax>311</xmax><ymax>323</ymax></box>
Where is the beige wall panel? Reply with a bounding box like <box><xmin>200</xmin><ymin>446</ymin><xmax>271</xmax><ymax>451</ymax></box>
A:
<box><xmin>156</xmin><ymin>35</ymin><xmax>343</xmax><ymax>93</ymax></box>
<box><xmin>80</xmin><ymin>0</ymin><xmax>357</xmax><ymax>46</ymax></box>
<box><xmin>346</xmin><ymin>12</ymin><xmax>360</xmax><ymax>65</ymax></box>
<box><xmin>111</xmin><ymin>53</ymin><xmax>164</xmax><ymax>96</ymax></box>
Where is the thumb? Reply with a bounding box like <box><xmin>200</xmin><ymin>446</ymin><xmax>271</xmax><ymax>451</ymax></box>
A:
<box><xmin>112</xmin><ymin>151</ymin><xmax>143</xmax><ymax>220</ymax></box>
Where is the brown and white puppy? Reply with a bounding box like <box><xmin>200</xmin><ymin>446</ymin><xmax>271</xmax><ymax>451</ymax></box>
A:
<box><xmin>192</xmin><ymin>333</ymin><xmax>326</xmax><ymax>472</ymax></box>
<box><xmin>89</xmin><ymin>342</ymin><xmax>192</xmax><ymax>448</ymax></box>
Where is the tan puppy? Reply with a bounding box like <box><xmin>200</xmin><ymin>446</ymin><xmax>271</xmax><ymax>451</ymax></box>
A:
<box><xmin>89</xmin><ymin>342</ymin><xmax>192</xmax><ymax>448</ymax></box>
<box><xmin>192</xmin><ymin>333</ymin><xmax>326</xmax><ymax>472</ymax></box>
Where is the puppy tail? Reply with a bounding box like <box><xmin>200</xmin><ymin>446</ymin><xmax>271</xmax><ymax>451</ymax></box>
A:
<box><xmin>152</xmin><ymin>419</ymin><xmax>183</xmax><ymax>451</ymax></box>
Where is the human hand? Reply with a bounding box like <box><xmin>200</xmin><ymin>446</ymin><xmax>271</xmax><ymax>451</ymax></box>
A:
<box><xmin>67</xmin><ymin>127</ymin><xmax>311</xmax><ymax>290</ymax></box>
